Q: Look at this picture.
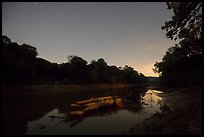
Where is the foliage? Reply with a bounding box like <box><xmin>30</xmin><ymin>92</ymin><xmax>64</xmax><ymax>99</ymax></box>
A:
<box><xmin>161</xmin><ymin>2</ymin><xmax>202</xmax><ymax>41</ymax></box>
<box><xmin>153</xmin><ymin>2</ymin><xmax>202</xmax><ymax>87</ymax></box>
<box><xmin>1</xmin><ymin>36</ymin><xmax>38</xmax><ymax>84</ymax></box>
<box><xmin>1</xmin><ymin>35</ymin><xmax>148</xmax><ymax>85</ymax></box>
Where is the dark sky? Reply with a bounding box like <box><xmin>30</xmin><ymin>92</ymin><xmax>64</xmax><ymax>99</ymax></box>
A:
<box><xmin>2</xmin><ymin>2</ymin><xmax>176</xmax><ymax>76</ymax></box>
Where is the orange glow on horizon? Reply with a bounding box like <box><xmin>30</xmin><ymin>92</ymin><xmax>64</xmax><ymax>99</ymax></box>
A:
<box><xmin>133</xmin><ymin>63</ymin><xmax>159</xmax><ymax>77</ymax></box>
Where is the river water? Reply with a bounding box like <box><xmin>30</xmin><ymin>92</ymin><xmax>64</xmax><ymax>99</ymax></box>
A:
<box><xmin>2</xmin><ymin>86</ymin><xmax>165</xmax><ymax>135</ymax></box>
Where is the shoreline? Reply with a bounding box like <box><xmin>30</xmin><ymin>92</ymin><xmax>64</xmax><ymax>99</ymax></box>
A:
<box><xmin>1</xmin><ymin>84</ymin><xmax>201</xmax><ymax>135</ymax></box>
<box><xmin>1</xmin><ymin>83</ymin><xmax>142</xmax><ymax>95</ymax></box>
<box><xmin>124</xmin><ymin>86</ymin><xmax>202</xmax><ymax>135</ymax></box>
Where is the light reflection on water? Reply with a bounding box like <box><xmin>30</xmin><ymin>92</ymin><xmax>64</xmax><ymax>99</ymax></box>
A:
<box><xmin>141</xmin><ymin>90</ymin><xmax>164</xmax><ymax>114</ymax></box>
<box><xmin>25</xmin><ymin>89</ymin><xmax>165</xmax><ymax>135</ymax></box>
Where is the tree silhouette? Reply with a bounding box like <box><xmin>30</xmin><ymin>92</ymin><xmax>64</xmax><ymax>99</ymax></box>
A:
<box><xmin>2</xmin><ymin>35</ymin><xmax>147</xmax><ymax>86</ymax></box>
<box><xmin>154</xmin><ymin>2</ymin><xmax>202</xmax><ymax>87</ymax></box>
<box><xmin>162</xmin><ymin>2</ymin><xmax>202</xmax><ymax>41</ymax></box>
<box><xmin>2</xmin><ymin>35</ymin><xmax>12</xmax><ymax>45</ymax></box>
<box><xmin>1</xmin><ymin>37</ymin><xmax>38</xmax><ymax>84</ymax></box>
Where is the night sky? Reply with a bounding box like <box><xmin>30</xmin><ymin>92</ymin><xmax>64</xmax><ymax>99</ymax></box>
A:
<box><xmin>2</xmin><ymin>2</ymin><xmax>176</xmax><ymax>77</ymax></box>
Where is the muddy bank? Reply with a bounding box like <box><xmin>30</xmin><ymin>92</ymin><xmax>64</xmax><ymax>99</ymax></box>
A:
<box><xmin>1</xmin><ymin>84</ymin><xmax>137</xmax><ymax>95</ymax></box>
<box><xmin>124</xmin><ymin>86</ymin><xmax>202</xmax><ymax>135</ymax></box>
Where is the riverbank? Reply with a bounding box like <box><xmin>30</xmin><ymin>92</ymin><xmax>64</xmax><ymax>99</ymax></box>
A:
<box><xmin>124</xmin><ymin>86</ymin><xmax>202</xmax><ymax>135</ymax></box>
<box><xmin>1</xmin><ymin>83</ymin><xmax>139</xmax><ymax>95</ymax></box>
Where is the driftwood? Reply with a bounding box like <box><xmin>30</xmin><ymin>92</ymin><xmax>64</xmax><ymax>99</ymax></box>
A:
<box><xmin>48</xmin><ymin>115</ymin><xmax>65</xmax><ymax>121</ymax></box>
<box><xmin>76</xmin><ymin>96</ymin><xmax>113</xmax><ymax>105</ymax></box>
<box><xmin>70</xmin><ymin>96</ymin><xmax>122</xmax><ymax>116</ymax></box>
<box><xmin>71</xmin><ymin>104</ymin><xmax>82</xmax><ymax>107</ymax></box>
<box><xmin>49</xmin><ymin>96</ymin><xmax>123</xmax><ymax>121</ymax></box>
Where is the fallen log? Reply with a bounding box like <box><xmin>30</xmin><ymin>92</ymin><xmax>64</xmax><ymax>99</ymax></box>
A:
<box><xmin>48</xmin><ymin>115</ymin><xmax>65</xmax><ymax>121</ymax></box>
<box><xmin>71</xmin><ymin>98</ymin><xmax>122</xmax><ymax>116</ymax></box>
<box><xmin>70</xmin><ymin>111</ymin><xmax>84</xmax><ymax>116</ymax></box>
<box><xmin>71</xmin><ymin>104</ymin><xmax>82</xmax><ymax>107</ymax></box>
<box><xmin>76</xmin><ymin>96</ymin><xmax>113</xmax><ymax>105</ymax></box>
<box><xmin>76</xmin><ymin>99</ymin><xmax>93</xmax><ymax>105</ymax></box>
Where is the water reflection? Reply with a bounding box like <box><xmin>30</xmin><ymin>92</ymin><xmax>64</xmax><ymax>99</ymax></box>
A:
<box><xmin>141</xmin><ymin>90</ymin><xmax>164</xmax><ymax>114</ymax></box>
<box><xmin>2</xmin><ymin>94</ymin><xmax>58</xmax><ymax>135</ymax></box>
<box><xmin>2</xmin><ymin>86</ymin><xmax>168</xmax><ymax>135</ymax></box>
<box><xmin>63</xmin><ymin>103</ymin><xmax>124</xmax><ymax>128</ymax></box>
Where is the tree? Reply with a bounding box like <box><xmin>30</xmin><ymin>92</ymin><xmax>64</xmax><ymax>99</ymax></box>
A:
<box><xmin>67</xmin><ymin>55</ymin><xmax>88</xmax><ymax>83</ymax></box>
<box><xmin>1</xmin><ymin>36</ymin><xmax>38</xmax><ymax>84</ymax></box>
<box><xmin>161</xmin><ymin>2</ymin><xmax>202</xmax><ymax>57</ymax></box>
<box><xmin>162</xmin><ymin>2</ymin><xmax>202</xmax><ymax>41</ymax></box>
<box><xmin>2</xmin><ymin>35</ymin><xmax>147</xmax><ymax>85</ymax></box>
<box><xmin>154</xmin><ymin>2</ymin><xmax>202</xmax><ymax>87</ymax></box>
<box><xmin>87</xmin><ymin>60</ymin><xmax>99</xmax><ymax>84</ymax></box>
<box><xmin>94</xmin><ymin>58</ymin><xmax>110</xmax><ymax>83</ymax></box>
<box><xmin>2</xmin><ymin>35</ymin><xmax>12</xmax><ymax>45</ymax></box>
<box><xmin>35</xmin><ymin>58</ymin><xmax>53</xmax><ymax>78</ymax></box>
<box><xmin>67</xmin><ymin>55</ymin><xmax>87</xmax><ymax>67</ymax></box>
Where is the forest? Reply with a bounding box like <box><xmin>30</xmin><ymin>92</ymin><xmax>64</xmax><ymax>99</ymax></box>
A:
<box><xmin>1</xmin><ymin>2</ymin><xmax>202</xmax><ymax>88</ymax></box>
<box><xmin>1</xmin><ymin>35</ymin><xmax>147</xmax><ymax>85</ymax></box>
<box><xmin>153</xmin><ymin>2</ymin><xmax>202</xmax><ymax>87</ymax></box>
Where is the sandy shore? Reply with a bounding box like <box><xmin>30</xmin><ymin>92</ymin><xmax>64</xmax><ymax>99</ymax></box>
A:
<box><xmin>124</xmin><ymin>86</ymin><xmax>202</xmax><ymax>135</ymax></box>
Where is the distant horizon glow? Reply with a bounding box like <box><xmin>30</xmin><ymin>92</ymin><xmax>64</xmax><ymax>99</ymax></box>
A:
<box><xmin>2</xmin><ymin>2</ymin><xmax>176</xmax><ymax>77</ymax></box>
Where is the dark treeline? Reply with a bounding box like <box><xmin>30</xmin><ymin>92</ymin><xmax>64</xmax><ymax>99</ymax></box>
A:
<box><xmin>153</xmin><ymin>2</ymin><xmax>202</xmax><ymax>87</ymax></box>
<box><xmin>1</xmin><ymin>35</ymin><xmax>147</xmax><ymax>85</ymax></box>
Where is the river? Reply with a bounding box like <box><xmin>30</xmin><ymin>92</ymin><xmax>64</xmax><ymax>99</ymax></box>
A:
<box><xmin>2</xmin><ymin>86</ymin><xmax>166</xmax><ymax>135</ymax></box>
